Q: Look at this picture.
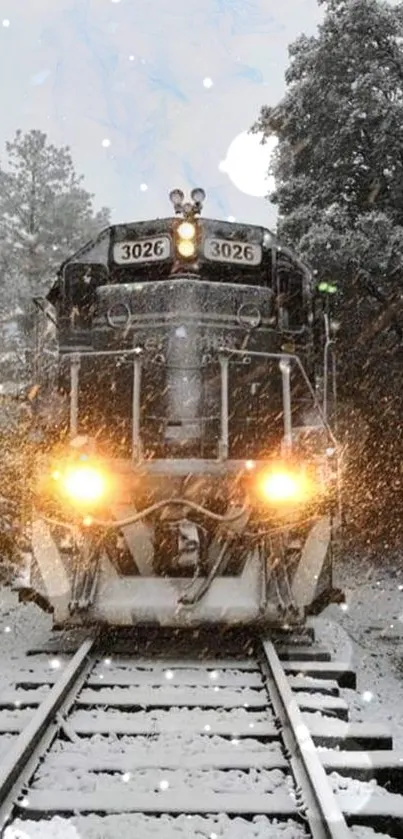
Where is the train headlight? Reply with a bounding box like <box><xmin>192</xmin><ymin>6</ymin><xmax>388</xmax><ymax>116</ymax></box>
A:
<box><xmin>177</xmin><ymin>241</ymin><xmax>196</xmax><ymax>257</ymax></box>
<box><xmin>255</xmin><ymin>466</ymin><xmax>315</xmax><ymax>506</ymax></box>
<box><xmin>177</xmin><ymin>221</ymin><xmax>196</xmax><ymax>240</ymax></box>
<box><xmin>176</xmin><ymin>221</ymin><xmax>196</xmax><ymax>258</ymax></box>
<box><xmin>53</xmin><ymin>464</ymin><xmax>108</xmax><ymax>507</ymax></box>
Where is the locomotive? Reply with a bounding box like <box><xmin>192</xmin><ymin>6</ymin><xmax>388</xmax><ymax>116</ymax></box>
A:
<box><xmin>22</xmin><ymin>188</ymin><xmax>342</xmax><ymax>628</ymax></box>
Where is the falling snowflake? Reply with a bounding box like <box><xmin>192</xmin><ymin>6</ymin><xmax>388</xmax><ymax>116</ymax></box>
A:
<box><xmin>102</xmin><ymin>138</ymin><xmax>111</xmax><ymax>148</ymax></box>
<box><xmin>2</xmin><ymin>19</ymin><xmax>10</xmax><ymax>27</ymax></box>
<box><xmin>139</xmin><ymin>183</ymin><xmax>148</xmax><ymax>191</ymax></box>
<box><xmin>362</xmin><ymin>690</ymin><xmax>373</xmax><ymax>702</ymax></box>
<box><xmin>203</xmin><ymin>77</ymin><xmax>214</xmax><ymax>88</ymax></box>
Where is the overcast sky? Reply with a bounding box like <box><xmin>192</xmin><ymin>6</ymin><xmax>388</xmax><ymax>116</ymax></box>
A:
<box><xmin>0</xmin><ymin>0</ymin><xmax>325</xmax><ymax>229</ymax></box>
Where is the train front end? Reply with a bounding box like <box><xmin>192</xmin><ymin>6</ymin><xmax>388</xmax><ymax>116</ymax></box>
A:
<box><xmin>23</xmin><ymin>189</ymin><xmax>343</xmax><ymax>628</ymax></box>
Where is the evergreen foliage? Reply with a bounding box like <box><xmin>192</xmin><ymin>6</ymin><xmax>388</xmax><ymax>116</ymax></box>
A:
<box><xmin>252</xmin><ymin>0</ymin><xmax>403</xmax><ymax>546</ymax></box>
<box><xmin>0</xmin><ymin>129</ymin><xmax>110</xmax><ymax>383</ymax></box>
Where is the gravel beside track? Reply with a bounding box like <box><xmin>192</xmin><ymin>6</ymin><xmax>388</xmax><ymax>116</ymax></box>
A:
<box><xmin>0</xmin><ymin>628</ymin><xmax>401</xmax><ymax>838</ymax></box>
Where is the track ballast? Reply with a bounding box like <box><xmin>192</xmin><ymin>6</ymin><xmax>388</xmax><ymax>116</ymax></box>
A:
<box><xmin>0</xmin><ymin>627</ymin><xmax>403</xmax><ymax>838</ymax></box>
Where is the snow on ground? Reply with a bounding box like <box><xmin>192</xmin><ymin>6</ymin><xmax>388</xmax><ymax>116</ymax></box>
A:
<box><xmin>33</xmin><ymin>765</ymin><xmax>291</xmax><ymax>795</ymax></box>
<box><xmin>5</xmin><ymin>814</ymin><xmax>310</xmax><ymax>839</ymax></box>
<box><xmin>0</xmin><ymin>586</ymin><xmax>51</xmax><ymax>693</ymax></box>
<box><xmin>0</xmin><ymin>550</ymin><xmax>403</xmax><ymax>837</ymax></box>
<box><xmin>314</xmin><ymin>551</ymin><xmax>403</xmax><ymax>749</ymax></box>
<box><xmin>45</xmin><ymin>732</ymin><xmax>282</xmax><ymax>766</ymax></box>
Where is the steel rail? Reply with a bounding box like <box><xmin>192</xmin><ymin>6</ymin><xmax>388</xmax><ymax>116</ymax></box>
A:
<box><xmin>260</xmin><ymin>638</ymin><xmax>353</xmax><ymax>839</ymax></box>
<box><xmin>0</xmin><ymin>636</ymin><xmax>96</xmax><ymax>832</ymax></box>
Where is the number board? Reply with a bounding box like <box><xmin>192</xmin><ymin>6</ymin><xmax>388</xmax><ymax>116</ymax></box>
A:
<box><xmin>113</xmin><ymin>236</ymin><xmax>171</xmax><ymax>265</ymax></box>
<box><xmin>204</xmin><ymin>238</ymin><xmax>262</xmax><ymax>266</ymax></box>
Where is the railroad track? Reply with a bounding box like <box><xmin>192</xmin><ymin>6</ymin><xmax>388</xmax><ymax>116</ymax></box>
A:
<box><xmin>0</xmin><ymin>628</ymin><xmax>402</xmax><ymax>838</ymax></box>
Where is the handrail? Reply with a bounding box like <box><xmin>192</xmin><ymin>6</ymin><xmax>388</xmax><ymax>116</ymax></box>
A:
<box><xmin>65</xmin><ymin>344</ymin><xmax>337</xmax><ymax>457</ymax></box>
<box><xmin>217</xmin><ymin>347</ymin><xmax>338</xmax><ymax>447</ymax></box>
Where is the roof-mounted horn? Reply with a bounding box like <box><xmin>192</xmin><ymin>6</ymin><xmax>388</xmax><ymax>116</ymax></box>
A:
<box><xmin>168</xmin><ymin>187</ymin><xmax>206</xmax><ymax>217</ymax></box>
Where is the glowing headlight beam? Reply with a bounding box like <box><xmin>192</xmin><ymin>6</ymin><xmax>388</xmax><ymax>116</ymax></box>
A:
<box><xmin>177</xmin><ymin>221</ymin><xmax>196</xmax><ymax>240</ymax></box>
<box><xmin>176</xmin><ymin>220</ymin><xmax>196</xmax><ymax>258</ymax></box>
<box><xmin>256</xmin><ymin>468</ymin><xmax>314</xmax><ymax>505</ymax></box>
<box><xmin>177</xmin><ymin>240</ymin><xmax>195</xmax><ymax>257</ymax></box>
<box><xmin>61</xmin><ymin>465</ymin><xmax>107</xmax><ymax>505</ymax></box>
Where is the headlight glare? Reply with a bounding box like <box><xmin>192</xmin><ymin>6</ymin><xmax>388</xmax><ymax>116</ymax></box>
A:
<box><xmin>59</xmin><ymin>464</ymin><xmax>107</xmax><ymax>506</ymax></box>
<box><xmin>177</xmin><ymin>221</ymin><xmax>196</xmax><ymax>240</ymax></box>
<box><xmin>255</xmin><ymin>466</ymin><xmax>315</xmax><ymax>506</ymax></box>
<box><xmin>177</xmin><ymin>240</ymin><xmax>196</xmax><ymax>257</ymax></box>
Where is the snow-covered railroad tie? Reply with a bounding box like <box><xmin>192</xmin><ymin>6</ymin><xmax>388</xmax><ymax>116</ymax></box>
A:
<box><xmin>0</xmin><ymin>630</ymin><xmax>402</xmax><ymax>838</ymax></box>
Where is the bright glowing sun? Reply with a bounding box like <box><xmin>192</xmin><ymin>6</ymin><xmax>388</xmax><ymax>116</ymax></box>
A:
<box><xmin>219</xmin><ymin>131</ymin><xmax>277</xmax><ymax>198</ymax></box>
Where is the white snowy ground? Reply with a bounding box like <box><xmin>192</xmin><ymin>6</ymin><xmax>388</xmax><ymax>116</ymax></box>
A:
<box><xmin>316</xmin><ymin>551</ymin><xmax>403</xmax><ymax>750</ymax></box>
<box><xmin>0</xmin><ymin>551</ymin><xmax>402</xmax><ymax>838</ymax></box>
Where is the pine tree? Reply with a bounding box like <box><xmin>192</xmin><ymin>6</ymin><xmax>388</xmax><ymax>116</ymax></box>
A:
<box><xmin>0</xmin><ymin>130</ymin><xmax>110</xmax><ymax>383</ymax></box>
<box><xmin>251</xmin><ymin>0</ymin><xmax>403</xmax><ymax>545</ymax></box>
<box><xmin>254</xmin><ymin>0</ymin><xmax>403</xmax><ymax>228</ymax></box>
<box><xmin>252</xmin><ymin>0</ymin><xmax>403</xmax><ymax>393</ymax></box>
